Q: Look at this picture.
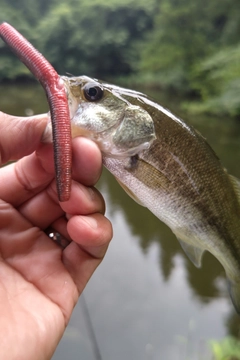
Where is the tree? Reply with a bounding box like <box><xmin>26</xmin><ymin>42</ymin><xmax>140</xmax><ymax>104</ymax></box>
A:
<box><xmin>139</xmin><ymin>0</ymin><xmax>235</xmax><ymax>91</ymax></box>
<box><xmin>188</xmin><ymin>45</ymin><xmax>240</xmax><ymax>116</ymax></box>
<box><xmin>0</xmin><ymin>0</ymin><xmax>155</xmax><ymax>80</ymax></box>
<box><xmin>0</xmin><ymin>0</ymin><xmax>49</xmax><ymax>80</ymax></box>
<box><xmin>36</xmin><ymin>0</ymin><xmax>155</xmax><ymax>78</ymax></box>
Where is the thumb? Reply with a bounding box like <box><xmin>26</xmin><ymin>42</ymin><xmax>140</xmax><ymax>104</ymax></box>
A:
<box><xmin>0</xmin><ymin>112</ymin><xmax>48</xmax><ymax>164</ymax></box>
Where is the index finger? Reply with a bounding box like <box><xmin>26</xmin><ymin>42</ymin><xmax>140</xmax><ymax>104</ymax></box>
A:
<box><xmin>0</xmin><ymin>145</ymin><xmax>54</xmax><ymax>206</ymax></box>
<box><xmin>0</xmin><ymin>137</ymin><xmax>103</xmax><ymax>207</ymax></box>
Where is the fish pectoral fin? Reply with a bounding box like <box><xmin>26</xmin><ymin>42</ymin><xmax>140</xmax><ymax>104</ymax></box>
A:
<box><xmin>177</xmin><ymin>238</ymin><xmax>204</xmax><ymax>268</ymax></box>
<box><xmin>115</xmin><ymin>178</ymin><xmax>146</xmax><ymax>207</ymax></box>
<box><xmin>227</xmin><ymin>278</ymin><xmax>240</xmax><ymax>315</ymax></box>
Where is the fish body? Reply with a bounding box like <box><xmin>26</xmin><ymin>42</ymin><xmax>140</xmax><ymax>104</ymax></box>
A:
<box><xmin>45</xmin><ymin>75</ymin><xmax>240</xmax><ymax>312</ymax></box>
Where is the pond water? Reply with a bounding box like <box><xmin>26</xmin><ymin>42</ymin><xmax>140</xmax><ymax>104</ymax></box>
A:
<box><xmin>1</xmin><ymin>82</ymin><xmax>240</xmax><ymax>360</ymax></box>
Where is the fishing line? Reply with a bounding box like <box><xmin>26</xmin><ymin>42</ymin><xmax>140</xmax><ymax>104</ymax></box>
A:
<box><xmin>81</xmin><ymin>292</ymin><xmax>103</xmax><ymax>360</ymax></box>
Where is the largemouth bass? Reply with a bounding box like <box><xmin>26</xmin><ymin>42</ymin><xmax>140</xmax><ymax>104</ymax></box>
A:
<box><xmin>44</xmin><ymin>75</ymin><xmax>240</xmax><ymax>313</ymax></box>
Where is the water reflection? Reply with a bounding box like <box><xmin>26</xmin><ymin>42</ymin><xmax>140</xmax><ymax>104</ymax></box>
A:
<box><xmin>0</xmin><ymin>81</ymin><xmax>48</xmax><ymax>115</ymax></box>
<box><xmin>97</xmin><ymin>168</ymin><xmax>231</xmax><ymax>305</ymax></box>
<box><xmin>98</xmin><ymin>168</ymin><xmax>181</xmax><ymax>281</ymax></box>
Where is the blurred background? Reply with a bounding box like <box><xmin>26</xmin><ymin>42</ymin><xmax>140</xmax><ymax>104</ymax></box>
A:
<box><xmin>1</xmin><ymin>0</ymin><xmax>240</xmax><ymax>359</ymax></box>
<box><xmin>1</xmin><ymin>0</ymin><xmax>240</xmax><ymax>118</ymax></box>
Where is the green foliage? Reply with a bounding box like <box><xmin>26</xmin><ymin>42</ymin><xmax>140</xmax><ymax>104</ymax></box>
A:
<box><xmin>139</xmin><ymin>0</ymin><xmax>223</xmax><ymax>90</ymax></box>
<box><xmin>185</xmin><ymin>45</ymin><xmax>240</xmax><ymax>116</ymax></box>
<box><xmin>0</xmin><ymin>0</ymin><xmax>155</xmax><ymax>80</ymax></box>
<box><xmin>139</xmin><ymin>0</ymin><xmax>240</xmax><ymax>116</ymax></box>
<box><xmin>211</xmin><ymin>336</ymin><xmax>240</xmax><ymax>360</ymax></box>
<box><xmin>37</xmin><ymin>0</ymin><xmax>155</xmax><ymax>78</ymax></box>
<box><xmin>0</xmin><ymin>0</ymin><xmax>49</xmax><ymax>79</ymax></box>
<box><xmin>0</xmin><ymin>0</ymin><xmax>239</xmax><ymax>116</ymax></box>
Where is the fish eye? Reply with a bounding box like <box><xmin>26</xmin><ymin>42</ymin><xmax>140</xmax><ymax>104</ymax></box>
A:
<box><xmin>83</xmin><ymin>82</ymin><xmax>103</xmax><ymax>101</ymax></box>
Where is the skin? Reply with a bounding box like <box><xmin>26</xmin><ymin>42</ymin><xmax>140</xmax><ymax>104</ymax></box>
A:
<box><xmin>0</xmin><ymin>111</ymin><xmax>113</xmax><ymax>360</ymax></box>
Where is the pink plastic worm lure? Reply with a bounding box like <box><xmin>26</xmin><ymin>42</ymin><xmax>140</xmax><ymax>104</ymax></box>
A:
<box><xmin>0</xmin><ymin>22</ymin><xmax>72</xmax><ymax>202</ymax></box>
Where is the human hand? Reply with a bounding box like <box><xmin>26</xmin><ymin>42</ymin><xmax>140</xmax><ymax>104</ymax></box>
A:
<box><xmin>0</xmin><ymin>111</ymin><xmax>112</xmax><ymax>360</ymax></box>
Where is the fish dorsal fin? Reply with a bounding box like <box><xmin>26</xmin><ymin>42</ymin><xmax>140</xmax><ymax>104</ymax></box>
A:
<box><xmin>177</xmin><ymin>238</ymin><xmax>204</xmax><ymax>268</ymax></box>
<box><xmin>115</xmin><ymin>177</ymin><xmax>146</xmax><ymax>207</ymax></box>
<box><xmin>229</xmin><ymin>175</ymin><xmax>240</xmax><ymax>202</ymax></box>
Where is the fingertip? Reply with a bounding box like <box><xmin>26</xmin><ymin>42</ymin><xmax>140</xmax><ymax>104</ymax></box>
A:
<box><xmin>60</xmin><ymin>181</ymin><xmax>105</xmax><ymax>216</ymax></box>
<box><xmin>67</xmin><ymin>213</ymin><xmax>113</xmax><ymax>258</ymax></box>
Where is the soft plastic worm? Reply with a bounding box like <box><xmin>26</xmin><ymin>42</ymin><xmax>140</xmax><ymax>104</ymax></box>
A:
<box><xmin>0</xmin><ymin>22</ymin><xmax>72</xmax><ymax>201</ymax></box>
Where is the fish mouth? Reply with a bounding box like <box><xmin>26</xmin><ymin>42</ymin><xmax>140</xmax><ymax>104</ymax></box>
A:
<box><xmin>61</xmin><ymin>75</ymin><xmax>156</xmax><ymax>159</ymax></box>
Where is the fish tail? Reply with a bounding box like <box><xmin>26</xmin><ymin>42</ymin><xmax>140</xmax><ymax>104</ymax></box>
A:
<box><xmin>227</xmin><ymin>278</ymin><xmax>240</xmax><ymax>314</ymax></box>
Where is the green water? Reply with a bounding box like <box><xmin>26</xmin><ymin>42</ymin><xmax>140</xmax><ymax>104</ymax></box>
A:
<box><xmin>1</xmin><ymin>82</ymin><xmax>240</xmax><ymax>360</ymax></box>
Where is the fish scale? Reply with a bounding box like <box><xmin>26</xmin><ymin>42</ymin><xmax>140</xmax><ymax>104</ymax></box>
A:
<box><xmin>44</xmin><ymin>75</ymin><xmax>240</xmax><ymax>313</ymax></box>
